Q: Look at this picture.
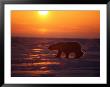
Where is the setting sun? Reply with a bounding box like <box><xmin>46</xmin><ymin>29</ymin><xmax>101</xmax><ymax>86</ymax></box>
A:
<box><xmin>38</xmin><ymin>11</ymin><xmax>48</xmax><ymax>16</ymax></box>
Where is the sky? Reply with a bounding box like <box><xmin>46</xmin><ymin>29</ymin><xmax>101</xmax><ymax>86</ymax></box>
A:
<box><xmin>11</xmin><ymin>10</ymin><xmax>100</xmax><ymax>39</ymax></box>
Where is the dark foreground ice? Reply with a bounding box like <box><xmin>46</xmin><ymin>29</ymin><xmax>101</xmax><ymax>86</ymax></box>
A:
<box><xmin>11</xmin><ymin>37</ymin><xmax>100</xmax><ymax>77</ymax></box>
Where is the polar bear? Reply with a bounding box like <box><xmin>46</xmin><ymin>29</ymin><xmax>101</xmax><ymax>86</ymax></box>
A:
<box><xmin>48</xmin><ymin>42</ymin><xmax>84</xmax><ymax>58</ymax></box>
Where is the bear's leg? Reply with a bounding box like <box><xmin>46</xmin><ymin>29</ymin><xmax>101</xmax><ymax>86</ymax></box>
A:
<box><xmin>75</xmin><ymin>51</ymin><xmax>80</xmax><ymax>58</ymax></box>
<box><xmin>56</xmin><ymin>50</ymin><xmax>62</xmax><ymax>58</ymax></box>
<box><xmin>74</xmin><ymin>51</ymin><xmax>83</xmax><ymax>58</ymax></box>
<box><xmin>65</xmin><ymin>53</ymin><xmax>69</xmax><ymax>58</ymax></box>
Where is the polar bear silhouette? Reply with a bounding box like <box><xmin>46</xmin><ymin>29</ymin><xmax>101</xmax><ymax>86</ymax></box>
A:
<box><xmin>48</xmin><ymin>42</ymin><xmax>84</xmax><ymax>58</ymax></box>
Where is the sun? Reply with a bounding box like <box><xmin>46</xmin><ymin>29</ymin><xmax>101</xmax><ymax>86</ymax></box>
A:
<box><xmin>38</xmin><ymin>11</ymin><xmax>48</xmax><ymax>16</ymax></box>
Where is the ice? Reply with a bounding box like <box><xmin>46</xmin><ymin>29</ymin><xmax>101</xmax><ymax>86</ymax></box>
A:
<box><xmin>11</xmin><ymin>37</ymin><xmax>100</xmax><ymax>77</ymax></box>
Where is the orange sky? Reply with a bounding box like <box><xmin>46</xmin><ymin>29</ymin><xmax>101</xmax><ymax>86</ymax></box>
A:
<box><xmin>11</xmin><ymin>10</ymin><xmax>100</xmax><ymax>39</ymax></box>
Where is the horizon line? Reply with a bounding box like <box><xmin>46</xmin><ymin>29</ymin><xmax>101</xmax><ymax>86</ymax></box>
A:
<box><xmin>11</xmin><ymin>36</ymin><xmax>100</xmax><ymax>39</ymax></box>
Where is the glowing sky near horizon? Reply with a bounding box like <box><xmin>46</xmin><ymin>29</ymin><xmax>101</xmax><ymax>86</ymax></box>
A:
<box><xmin>11</xmin><ymin>10</ymin><xmax>100</xmax><ymax>39</ymax></box>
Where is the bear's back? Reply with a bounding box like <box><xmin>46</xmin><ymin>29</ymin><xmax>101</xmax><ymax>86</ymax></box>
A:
<box><xmin>48</xmin><ymin>42</ymin><xmax>82</xmax><ymax>51</ymax></box>
<box><xmin>62</xmin><ymin>42</ymin><xmax>81</xmax><ymax>49</ymax></box>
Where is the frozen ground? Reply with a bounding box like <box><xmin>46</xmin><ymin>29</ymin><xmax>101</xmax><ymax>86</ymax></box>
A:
<box><xmin>11</xmin><ymin>37</ymin><xmax>100</xmax><ymax>77</ymax></box>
